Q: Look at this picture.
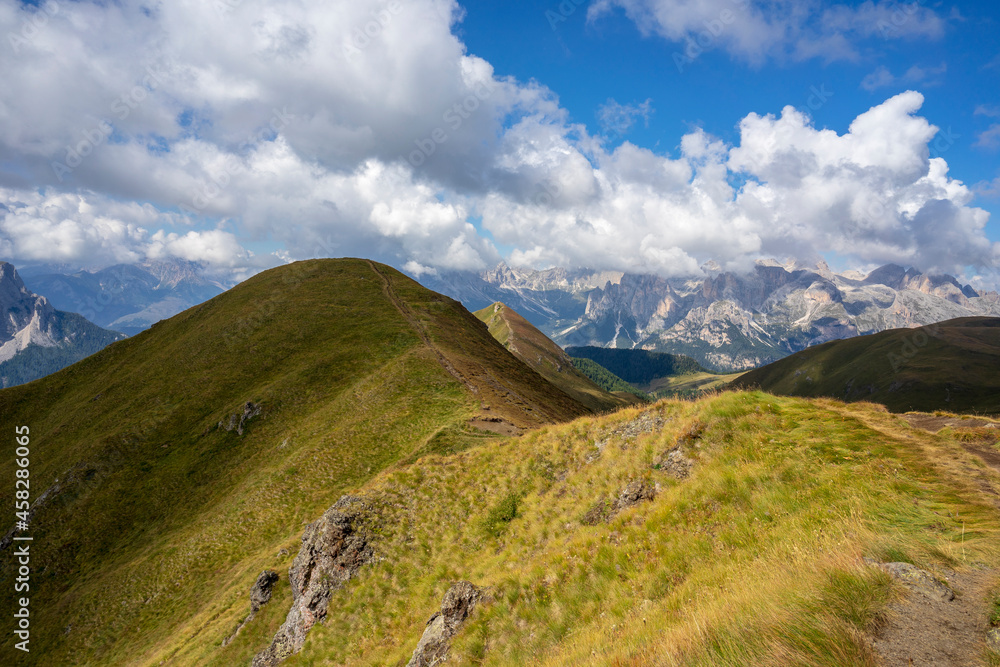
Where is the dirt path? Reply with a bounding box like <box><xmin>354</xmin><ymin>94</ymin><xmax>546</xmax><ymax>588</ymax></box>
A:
<box><xmin>366</xmin><ymin>260</ymin><xmax>475</xmax><ymax>393</ymax></box>
<box><xmin>873</xmin><ymin>566</ymin><xmax>997</xmax><ymax>666</ymax></box>
<box><xmin>366</xmin><ymin>261</ymin><xmax>532</xmax><ymax>433</ymax></box>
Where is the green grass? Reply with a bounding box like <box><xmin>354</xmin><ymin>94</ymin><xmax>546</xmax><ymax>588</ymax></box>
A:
<box><xmin>570</xmin><ymin>357</ymin><xmax>650</xmax><ymax>399</ymax></box>
<box><xmin>265</xmin><ymin>392</ymin><xmax>998</xmax><ymax>667</ymax></box>
<box><xmin>731</xmin><ymin>317</ymin><xmax>1000</xmax><ymax>414</ymax></box>
<box><xmin>0</xmin><ymin>259</ymin><xmax>587</xmax><ymax>666</ymax></box>
<box><xmin>648</xmin><ymin>370</ymin><xmax>747</xmax><ymax>399</ymax></box>
<box><xmin>473</xmin><ymin>302</ymin><xmax>633</xmax><ymax>413</ymax></box>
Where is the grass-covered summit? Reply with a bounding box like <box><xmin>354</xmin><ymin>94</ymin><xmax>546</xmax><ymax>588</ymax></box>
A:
<box><xmin>473</xmin><ymin>302</ymin><xmax>638</xmax><ymax>412</ymax></box>
<box><xmin>0</xmin><ymin>259</ymin><xmax>589</xmax><ymax>665</ymax></box>
<box><xmin>2</xmin><ymin>261</ymin><xmax>998</xmax><ymax>666</ymax></box>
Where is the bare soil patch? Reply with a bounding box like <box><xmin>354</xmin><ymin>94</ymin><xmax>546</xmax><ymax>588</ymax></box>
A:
<box><xmin>872</xmin><ymin>566</ymin><xmax>997</xmax><ymax>666</ymax></box>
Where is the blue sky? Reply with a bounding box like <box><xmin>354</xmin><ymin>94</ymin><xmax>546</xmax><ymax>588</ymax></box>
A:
<box><xmin>457</xmin><ymin>0</ymin><xmax>1000</xmax><ymax>221</ymax></box>
<box><xmin>0</xmin><ymin>0</ymin><xmax>998</xmax><ymax>286</ymax></box>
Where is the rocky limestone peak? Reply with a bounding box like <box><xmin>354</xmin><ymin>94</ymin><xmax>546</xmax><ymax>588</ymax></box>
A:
<box><xmin>0</xmin><ymin>262</ymin><xmax>59</xmax><ymax>355</ymax></box>
<box><xmin>863</xmin><ymin>263</ymin><xmax>909</xmax><ymax>289</ymax></box>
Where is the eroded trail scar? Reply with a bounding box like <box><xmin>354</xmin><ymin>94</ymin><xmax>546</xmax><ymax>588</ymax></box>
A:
<box><xmin>366</xmin><ymin>261</ymin><xmax>477</xmax><ymax>394</ymax></box>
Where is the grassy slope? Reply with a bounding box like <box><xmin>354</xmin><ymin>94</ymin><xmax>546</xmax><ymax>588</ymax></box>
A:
<box><xmin>730</xmin><ymin>317</ymin><xmax>1000</xmax><ymax>415</ymax></box>
<box><xmin>259</xmin><ymin>392</ymin><xmax>999</xmax><ymax>666</ymax></box>
<box><xmin>474</xmin><ymin>302</ymin><xmax>633</xmax><ymax>413</ymax></box>
<box><xmin>569</xmin><ymin>357</ymin><xmax>650</xmax><ymax>400</ymax></box>
<box><xmin>648</xmin><ymin>370</ymin><xmax>747</xmax><ymax>399</ymax></box>
<box><xmin>567</xmin><ymin>346</ymin><xmax>708</xmax><ymax>387</ymax></box>
<box><xmin>0</xmin><ymin>259</ymin><xmax>588</xmax><ymax>666</ymax></box>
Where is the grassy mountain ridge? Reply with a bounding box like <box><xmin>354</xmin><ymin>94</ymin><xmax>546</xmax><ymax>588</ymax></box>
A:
<box><xmin>730</xmin><ymin>316</ymin><xmax>1000</xmax><ymax>414</ymax></box>
<box><xmin>0</xmin><ymin>259</ymin><xmax>588</xmax><ymax>665</ymax></box>
<box><xmin>2</xmin><ymin>263</ymin><xmax>999</xmax><ymax>665</ymax></box>
<box><xmin>473</xmin><ymin>302</ymin><xmax>635</xmax><ymax>412</ymax></box>
<box><xmin>239</xmin><ymin>393</ymin><xmax>999</xmax><ymax>665</ymax></box>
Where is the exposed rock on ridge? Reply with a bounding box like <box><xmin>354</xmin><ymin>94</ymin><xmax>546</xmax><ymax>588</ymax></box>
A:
<box><xmin>251</xmin><ymin>496</ymin><xmax>375</xmax><ymax>667</ymax></box>
<box><xmin>406</xmin><ymin>581</ymin><xmax>487</xmax><ymax>667</ymax></box>
<box><xmin>223</xmin><ymin>570</ymin><xmax>279</xmax><ymax>647</ymax></box>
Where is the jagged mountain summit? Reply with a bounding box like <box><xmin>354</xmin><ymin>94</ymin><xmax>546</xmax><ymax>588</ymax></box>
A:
<box><xmin>420</xmin><ymin>260</ymin><xmax>1000</xmax><ymax>371</ymax></box>
<box><xmin>19</xmin><ymin>259</ymin><xmax>228</xmax><ymax>336</ymax></box>
<box><xmin>0</xmin><ymin>262</ymin><xmax>125</xmax><ymax>387</ymax></box>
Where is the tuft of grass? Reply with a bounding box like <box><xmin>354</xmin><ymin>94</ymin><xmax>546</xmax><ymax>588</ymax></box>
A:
<box><xmin>483</xmin><ymin>493</ymin><xmax>521</xmax><ymax>538</ymax></box>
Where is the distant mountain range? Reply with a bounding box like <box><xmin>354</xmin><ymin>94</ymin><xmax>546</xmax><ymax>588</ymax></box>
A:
<box><xmin>0</xmin><ymin>262</ymin><xmax>125</xmax><ymax>387</ymax></box>
<box><xmin>421</xmin><ymin>260</ymin><xmax>1000</xmax><ymax>372</ymax></box>
<box><xmin>19</xmin><ymin>260</ymin><xmax>228</xmax><ymax>336</ymax></box>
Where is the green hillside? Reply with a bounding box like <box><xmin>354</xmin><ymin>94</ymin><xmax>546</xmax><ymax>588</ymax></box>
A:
<box><xmin>0</xmin><ymin>259</ymin><xmax>588</xmax><ymax>665</ymax></box>
<box><xmin>569</xmin><ymin>357</ymin><xmax>650</xmax><ymax>399</ymax></box>
<box><xmin>2</xmin><ymin>265</ymin><xmax>999</xmax><ymax>666</ymax></box>
<box><xmin>566</xmin><ymin>346</ymin><xmax>708</xmax><ymax>387</ymax></box>
<box><xmin>730</xmin><ymin>317</ymin><xmax>1000</xmax><ymax>414</ymax></box>
<box><xmin>199</xmin><ymin>395</ymin><xmax>1000</xmax><ymax>664</ymax></box>
<box><xmin>647</xmin><ymin>369</ymin><xmax>747</xmax><ymax>399</ymax></box>
<box><xmin>474</xmin><ymin>302</ymin><xmax>635</xmax><ymax>412</ymax></box>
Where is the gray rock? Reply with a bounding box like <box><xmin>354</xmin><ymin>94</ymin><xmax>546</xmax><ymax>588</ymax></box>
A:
<box><xmin>614</xmin><ymin>479</ymin><xmax>656</xmax><ymax>511</ymax></box>
<box><xmin>876</xmin><ymin>562</ymin><xmax>955</xmax><ymax>602</ymax></box>
<box><xmin>223</xmin><ymin>570</ymin><xmax>280</xmax><ymax>647</ymax></box>
<box><xmin>582</xmin><ymin>479</ymin><xmax>656</xmax><ymax>525</ymax></box>
<box><xmin>987</xmin><ymin>628</ymin><xmax>1000</xmax><ymax>654</ymax></box>
<box><xmin>220</xmin><ymin>401</ymin><xmax>262</xmax><ymax>436</ymax></box>
<box><xmin>406</xmin><ymin>582</ymin><xmax>485</xmax><ymax>667</ymax></box>
<box><xmin>250</xmin><ymin>570</ymin><xmax>279</xmax><ymax>613</ymax></box>
<box><xmin>653</xmin><ymin>448</ymin><xmax>693</xmax><ymax>479</ymax></box>
<box><xmin>251</xmin><ymin>496</ymin><xmax>374</xmax><ymax>666</ymax></box>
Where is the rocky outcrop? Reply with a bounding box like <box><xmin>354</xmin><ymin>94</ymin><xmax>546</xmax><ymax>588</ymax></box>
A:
<box><xmin>223</xmin><ymin>570</ymin><xmax>279</xmax><ymax>646</ymax></box>
<box><xmin>251</xmin><ymin>496</ymin><xmax>375</xmax><ymax>667</ymax></box>
<box><xmin>583</xmin><ymin>479</ymin><xmax>656</xmax><ymax>525</ymax></box>
<box><xmin>653</xmin><ymin>448</ymin><xmax>693</xmax><ymax>479</ymax></box>
<box><xmin>220</xmin><ymin>402</ymin><xmax>262</xmax><ymax>436</ymax></box>
<box><xmin>871</xmin><ymin>561</ymin><xmax>955</xmax><ymax>602</ymax></box>
<box><xmin>406</xmin><ymin>581</ymin><xmax>486</xmax><ymax>667</ymax></box>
